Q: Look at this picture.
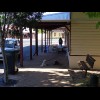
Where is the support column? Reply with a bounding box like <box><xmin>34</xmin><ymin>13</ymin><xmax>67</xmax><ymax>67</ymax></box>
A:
<box><xmin>51</xmin><ymin>30</ymin><xmax>52</xmax><ymax>45</ymax></box>
<box><xmin>35</xmin><ymin>28</ymin><xmax>38</xmax><ymax>56</ymax></box>
<box><xmin>49</xmin><ymin>30</ymin><xmax>50</xmax><ymax>46</ymax></box>
<box><xmin>65</xmin><ymin>29</ymin><xmax>67</xmax><ymax>46</ymax></box>
<box><xmin>44</xmin><ymin>29</ymin><xmax>47</xmax><ymax>53</ymax></box>
<box><xmin>47</xmin><ymin>30</ymin><xmax>48</xmax><ymax>46</ymax></box>
<box><xmin>29</xmin><ymin>27</ymin><xmax>32</xmax><ymax>60</ymax></box>
<box><xmin>41</xmin><ymin>29</ymin><xmax>43</xmax><ymax>52</ymax></box>
<box><xmin>67</xmin><ymin>31</ymin><xmax>70</xmax><ymax>52</ymax></box>
<box><xmin>20</xmin><ymin>27</ymin><xmax>23</xmax><ymax>67</ymax></box>
<box><xmin>65</xmin><ymin>24</ymin><xmax>71</xmax><ymax>53</ymax></box>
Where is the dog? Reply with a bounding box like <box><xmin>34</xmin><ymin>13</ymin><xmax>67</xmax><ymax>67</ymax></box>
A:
<box><xmin>40</xmin><ymin>59</ymin><xmax>47</xmax><ymax>67</ymax></box>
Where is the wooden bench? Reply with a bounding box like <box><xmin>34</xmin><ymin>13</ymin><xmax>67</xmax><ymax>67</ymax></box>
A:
<box><xmin>78</xmin><ymin>54</ymin><xmax>96</xmax><ymax>77</ymax></box>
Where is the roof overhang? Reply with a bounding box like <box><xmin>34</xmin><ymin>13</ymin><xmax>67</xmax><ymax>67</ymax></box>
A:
<box><xmin>36</xmin><ymin>20</ymin><xmax>70</xmax><ymax>30</ymax></box>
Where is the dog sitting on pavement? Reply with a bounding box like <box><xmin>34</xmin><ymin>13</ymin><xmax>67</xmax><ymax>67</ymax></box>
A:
<box><xmin>40</xmin><ymin>59</ymin><xmax>47</xmax><ymax>67</ymax></box>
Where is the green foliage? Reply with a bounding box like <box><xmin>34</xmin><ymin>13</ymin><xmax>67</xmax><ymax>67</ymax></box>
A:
<box><xmin>0</xmin><ymin>12</ymin><xmax>13</xmax><ymax>26</ymax></box>
<box><xmin>12</xmin><ymin>12</ymin><xmax>44</xmax><ymax>28</ymax></box>
<box><xmin>0</xmin><ymin>13</ymin><xmax>4</xmax><ymax>26</ymax></box>
<box><xmin>0</xmin><ymin>12</ymin><xmax>45</xmax><ymax>84</ymax></box>
<box><xmin>85</xmin><ymin>12</ymin><xmax>100</xmax><ymax>18</ymax></box>
<box><xmin>10</xmin><ymin>28</ymin><xmax>20</xmax><ymax>37</ymax></box>
<box><xmin>96</xmin><ymin>22</ymin><xmax>100</xmax><ymax>29</ymax></box>
<box><xmin>38</xmin><ymin>29</ymin><xmax>42</xmax><ymax>33</ymax></box>
<box><xmin>0</xmin><ymin>12</ymin><xmax>44</xmax><ymax>37</ymax></box>
<box><xmin>84</xmin><ymin>12</ymin><xmax>100</xmax><ymax>28</ymax></box>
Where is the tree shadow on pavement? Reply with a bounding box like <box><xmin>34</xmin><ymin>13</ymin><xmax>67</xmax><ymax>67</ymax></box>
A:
<box><xmin>9</xmin><ymin>69</ymin><xmax>74</xmax><ymax>87</ymax></box>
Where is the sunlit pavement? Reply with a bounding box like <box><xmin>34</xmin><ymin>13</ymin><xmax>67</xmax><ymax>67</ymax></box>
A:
<box><xmin>0</xmin><ymin>68</ymin><xmax>73</xmax><ymax>87</ymax></box>
<box><xmin>1</xmin><ymin>68</ymin><xmax>100</xmax><ymax>87</ymax></box>
<box><xmin>16</xmin><ymin>68</ymin><xmax>100</xmax><ymax>87</ymax></box>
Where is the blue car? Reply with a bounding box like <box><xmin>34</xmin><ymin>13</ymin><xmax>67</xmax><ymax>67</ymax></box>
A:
<box><xmin>0</xmin><ymin>38</ymin><xmax>20</xmax><ymax>61</ymax></box>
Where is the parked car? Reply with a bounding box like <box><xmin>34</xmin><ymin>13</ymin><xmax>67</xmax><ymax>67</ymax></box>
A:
<box><xmin>0</xmin><ymin>38</ymin><xmax>20</xmax><ymax>61</ymax></box>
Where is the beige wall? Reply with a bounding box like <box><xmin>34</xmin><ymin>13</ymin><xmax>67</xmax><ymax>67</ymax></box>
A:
<box><xmin>69</xmin><ymin>56</ymin><xmax>86</xmax><ymax>68</ymax></box>
<box><xmin>52</xmin><ymin>31</ymin><xmax>64</xmax><ymax>38</ymax></box>
<box><xmin>71</xmin><ymin>12</ymin><xmax>100</xmax><ymax>21</ymax></box>
<box><xmin>71</xmin><ymin>12</ymin><xmax>100</xmax><ymax>55</ymax></box>
<box><xmin>69</xmin><ymin>56</ymin><xmax>100</xmax><ymax>70</ymax></box>
<box><xmin>70</xmin><ymin>12</ymin><xmax>100</xmax><ymax>69</ymax></box>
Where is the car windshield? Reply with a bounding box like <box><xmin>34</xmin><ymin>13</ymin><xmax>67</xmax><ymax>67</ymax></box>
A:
<box><xmin>5</xmin><ymin>40</ymin><xmax>15</xmax><ymax>48</ymax></box>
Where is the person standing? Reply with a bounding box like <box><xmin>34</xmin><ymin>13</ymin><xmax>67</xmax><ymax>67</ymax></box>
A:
<box><xmin>59</xmin><ymin>37</ymin><xmax>63</xmax><ymax>46</ymax></box>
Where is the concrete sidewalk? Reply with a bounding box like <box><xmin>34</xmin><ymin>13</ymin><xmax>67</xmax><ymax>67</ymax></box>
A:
<box><xmin>1</xmin><ymin>47</ymin><xmax>100</xmax><ymax>87</ymax></box>
<box><xmin>0</xmin><ymin>50</ymin><xmax>72</xmax><ymax>87</ymax></box>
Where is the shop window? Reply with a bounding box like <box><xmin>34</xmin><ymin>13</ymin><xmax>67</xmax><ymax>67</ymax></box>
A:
<box><xmin>54</xmin><ymin>33</ymin><xmax>56</xmax><ymax>36</ymax></box>
<box><xmin>59</xmin><ymin>33</ymin><xmax>60</xmax><ymax>36</ymax></box>
<box><xmin>62</xmin><ymin>33</ymin><xmax>64</xmax><ymax>38</ymax></box>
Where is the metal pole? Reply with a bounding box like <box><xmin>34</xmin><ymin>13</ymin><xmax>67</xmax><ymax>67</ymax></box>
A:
<box><xmin>29</xmin><ymin>27</ymin><xmax>32</xmax><ymax>60</ymax></box>
<box><xmin>41</xmin><ymin>29</ymin><xmax>43</xmax><ymax>52</ymax></box>
<box><xmin>35</xmin><ymin>28</ymin><xmax>38</xmax><ymax>56</ymax></box>
<box><xmin>49</xmin><ymin>30</ymin><xmax>50</xmax><ymax>46</ymax></box>
<box><xmin>51</xmin><ymin>31</ymin><xmax>52</xmax><ymax>45</ymax></box>
<box><xmin>44</xmin><ymin>29</ymin><xmax>46</xmax><ymax>53</ymax></box>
